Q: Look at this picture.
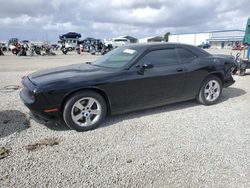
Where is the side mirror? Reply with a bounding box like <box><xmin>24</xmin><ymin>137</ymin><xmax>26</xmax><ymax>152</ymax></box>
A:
<box><xmin>137</xmin><ymin>63</ymin><xmax>154</xmax><ymax>75</ymax></box>
<box><xmin>142</xmin><ymin>63</ymin><xmax>154</xmax><ymax>69</ymax></box>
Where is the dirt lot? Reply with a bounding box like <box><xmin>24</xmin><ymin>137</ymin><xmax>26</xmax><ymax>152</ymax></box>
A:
<box><xmin>0</xmin><ymin>49</ymin><xmax>250</xmax><ymax>187</ymax></box>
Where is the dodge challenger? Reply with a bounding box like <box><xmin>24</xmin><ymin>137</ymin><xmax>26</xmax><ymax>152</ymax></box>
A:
<box><xmin>20</xmin><ymin>43</ymin><xmax>236</xmax><ymax>131</ymax></box>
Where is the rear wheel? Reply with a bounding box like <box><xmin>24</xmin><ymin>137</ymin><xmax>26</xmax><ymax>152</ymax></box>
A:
<box><xmin>63</xmin><ymin>91</ymin><xmax>107</xmax><ymax>131</ymax></box>
<box><xmin>197</xmin><ymin>76</ymin><xmax>222</xmax><ymax>105</ymax></box>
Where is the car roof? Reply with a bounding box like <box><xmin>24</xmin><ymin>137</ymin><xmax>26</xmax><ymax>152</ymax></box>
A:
<box><xmin>124</xmin><ymin>42</ymin><xmax>211</xmax><ymax>57</ymax></box>
<box><xmin>125</xmin><ymin>42</ymin><xmax>193</xmax><ymax>49</ymax></box>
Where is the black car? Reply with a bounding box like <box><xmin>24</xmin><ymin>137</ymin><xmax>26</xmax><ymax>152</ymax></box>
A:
<box><xmin>59</xmin><ymin>32</ymin><xmax>81</xmax><ymax>40</ymax></box>
<box><xmin>20</xmin><ymin>43</ymin><xmax>235</xmax><ymax>131</ymax></box>
<box><xmin>197</xmin><ymin>43</ymin><xmax>211</xmax><ymax>49</ymax></box>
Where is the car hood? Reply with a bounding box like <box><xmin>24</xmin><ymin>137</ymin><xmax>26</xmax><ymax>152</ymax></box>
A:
<box><xmin>29</xmin><ymin>63</ymin><xmax>114</xmax><ymax>87</ymax></box>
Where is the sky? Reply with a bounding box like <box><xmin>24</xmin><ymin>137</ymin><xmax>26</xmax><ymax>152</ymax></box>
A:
<box><xmin>0</xmin><ymin>0</ymin><xmax>249</xmax><ymax>41</ymax></box>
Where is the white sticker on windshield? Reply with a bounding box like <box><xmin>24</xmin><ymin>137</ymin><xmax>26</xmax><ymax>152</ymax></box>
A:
<box><xmin>123</xmin><ymin>49</ymin><xmax>136</xmax><ymax>54</ymax></box>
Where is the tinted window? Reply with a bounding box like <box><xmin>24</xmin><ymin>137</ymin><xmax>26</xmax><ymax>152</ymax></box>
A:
<box><xmin>141</xmin><ymin>49</ymin><xmax>179</xmax><ymax>66</ymax></box>
<box><xmin>176</xmin><ymin>48</ymin><xmax>196</xmax><ymax>61</ymax></box>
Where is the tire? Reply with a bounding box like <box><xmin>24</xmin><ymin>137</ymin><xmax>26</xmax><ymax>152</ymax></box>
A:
<box><xmin>197</xmin><ymin>75</ymin><xmax>222</xmax><ymax>105</ymax></box>
<box><xmin>63</xmin><ymin>91</ymin><xmax>107</xmax><ymax>131</ymax></box>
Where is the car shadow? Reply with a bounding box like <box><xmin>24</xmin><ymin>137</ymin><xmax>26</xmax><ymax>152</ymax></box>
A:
<box><xmin>42</xmin><ymin>121</ymin><xmax>69</xmax><ymax>131</ymax></box>
<box><xmin>101</xmin><ymin>100</ymin><xmax>198</xmax><ymax>129</ymax></box>
<box><xmin>101</xmin><ymin>87</ymin><xmax>246</xmax><ymax>129</ymax></box>
<box><xmin>37</xmin><ymin>87</ymin><xmax>246</xmax><ymax>131</ymax></box>
<box><xmin>0</xmin><ymin>110</ymin><xmax>30</xmax><ymax>138</ymax></box>
<box><xmin>219</xmin><ymin>87</ymin><xmax>246</xmax><ymax>103</ymax></box>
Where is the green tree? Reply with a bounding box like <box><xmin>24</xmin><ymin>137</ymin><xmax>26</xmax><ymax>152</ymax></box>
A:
<box><xmin>164</xmin><ymin>32</ymin><xmax>170</xmax><ymax>42</ymax></box>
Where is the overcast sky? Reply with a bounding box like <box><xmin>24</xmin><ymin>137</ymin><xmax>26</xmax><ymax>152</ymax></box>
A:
<box><xmin>0</xmin><ymin>0</ymin><xmax>249</xmax><ymax>41</ymax></box>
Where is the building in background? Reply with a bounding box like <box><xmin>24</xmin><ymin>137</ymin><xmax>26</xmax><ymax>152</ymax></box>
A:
<box><xmin>139</xmin><ymin>36</ymin><xmax>164</xmax><ymax>43</ymax></box>
<box><xmin>119</xmin><ymin>36</ymin><xmax>138</xmax><ymax>43</ymax></box>
<box><xmin>112</xmin><ymin>37</ymin><xmax>130</xmax><ymax>48</ymax></box>
<box><xmin>169</xmin><ymin>32</ymin><xmax>210</xmax><ymax>46</ymax></box>
<box><xmin>110</xmin><ymin>36</ymin><xmax>138</xmax><ymax>47</ymax></box>
<box><xmin>0</xmin><ymin>40</ymin><xmax>7</xmax><ymax>44</ymax></box>
<box><xmin>169</xmin><ymin>30</ymin><xmax>245</xmax><ymax>49</ymax></box>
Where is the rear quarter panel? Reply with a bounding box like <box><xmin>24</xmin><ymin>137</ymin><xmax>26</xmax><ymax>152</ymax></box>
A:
<box><xmin>182</xmin><ymin>56</ymin><xmax>224</xmax><ymax>99</ymax></box>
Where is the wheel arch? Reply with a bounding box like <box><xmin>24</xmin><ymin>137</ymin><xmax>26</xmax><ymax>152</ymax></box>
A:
<box><xmin>61</xmin><ymin>87</ymin><xmax>111</xmax><ymax>115</ymax></box>
<box><xmin>208</xmin><ymin>72</ymin><xmax>224</xmax><ymax>84</ymax></box>
<box><xmin>196</xmin><ymin>71</ymin><xmax>224</xmax><ymax>98</ymax></box>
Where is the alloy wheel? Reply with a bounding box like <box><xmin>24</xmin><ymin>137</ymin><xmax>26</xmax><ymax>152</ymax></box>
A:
<box><xmin>204</xmin><ymin>80</ymin><xmax>221</xmax><ymax>102</ymax></box>
<box><xmin>71</xmin><ymin>97</ymin><xmax>102</xmax><ymax>127</ymax></box>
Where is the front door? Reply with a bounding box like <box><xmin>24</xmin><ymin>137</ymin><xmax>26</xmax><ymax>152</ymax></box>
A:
<box><xmin>123</xmin><ymin>48</ymin><xmax>187</xmax><ymax>111</ymax></box>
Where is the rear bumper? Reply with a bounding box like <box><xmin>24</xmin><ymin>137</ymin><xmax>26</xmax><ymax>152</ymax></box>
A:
<box><xmin>224</xmin><ymin>80</ymin><xmax>235</xmax><ymax>87</ymax></box>
<box><xmin>223</xmin><ymin>77</ymin><xmax>235</xmax><ymax>88</ymax></box>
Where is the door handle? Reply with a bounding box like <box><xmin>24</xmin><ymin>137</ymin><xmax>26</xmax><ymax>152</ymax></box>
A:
<box><xmin>176</xmin><ymin>68</ymin><xmax>183</xmax><ymax>72</ymax></box>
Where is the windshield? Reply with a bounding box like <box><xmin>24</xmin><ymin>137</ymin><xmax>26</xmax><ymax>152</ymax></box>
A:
<box><xmin>93</xmin><ymin>47</ymin><xmax>138</xmax><ymax>68</ymax></box>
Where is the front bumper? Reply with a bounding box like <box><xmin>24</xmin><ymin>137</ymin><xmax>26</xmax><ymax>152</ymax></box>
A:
<box><xmin>29</xmin><ymin>110</ymin><xmax>51</xmax><ymax>124</ymax></box>
<box><xmin>29</xmin><ymin>110</ymin><xmax>61</xmax><ymax>125</ymax></box>
<box><xmin>20</xmin><ymin>89</ymin><xmax>61</xmax><ymax>123</ymax></box>
<box><xmin>19</xmin><ymin>77</ymin><xmax>61</xmax><ymax>124</ymax></box>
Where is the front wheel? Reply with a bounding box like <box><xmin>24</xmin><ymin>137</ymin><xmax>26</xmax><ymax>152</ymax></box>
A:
<box><xmin>63</xmin><ymin>91</ymin><xmax>107</xmax><ymax>131</ymax></box>
<box><xmin>197</xmin><ymin>76</ymin><xmax>222</xmax><ymax>105</ymax></box>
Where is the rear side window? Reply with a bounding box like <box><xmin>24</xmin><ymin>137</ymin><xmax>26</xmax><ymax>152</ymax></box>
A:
<box><xmin>176</xmin><ymin>48</ymin><xmax>197</xmax><ymax>62</ymax></box>
<box><xmin>140</xmin><ymin>49</ymin><xmax>179</xmax><ymax>66</ymax></box>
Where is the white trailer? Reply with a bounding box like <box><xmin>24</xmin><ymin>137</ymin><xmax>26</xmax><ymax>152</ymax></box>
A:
<box><xmin>169</xmin><ymin>32</ymin><xmax>210</xmax><ymax>46</ymax></box>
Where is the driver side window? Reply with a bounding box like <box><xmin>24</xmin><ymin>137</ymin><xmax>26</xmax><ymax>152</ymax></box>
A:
<box><xmin>139</xmin><ymin>49</ymin><xmax>180</xmax><ymax>66</ymax></box>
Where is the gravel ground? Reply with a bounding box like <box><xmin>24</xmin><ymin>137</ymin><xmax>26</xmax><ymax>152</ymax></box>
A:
<box><xmin>0</xmin><ymin>50</ymin><xmax>250</xmax><ymax>187</ymax></box>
